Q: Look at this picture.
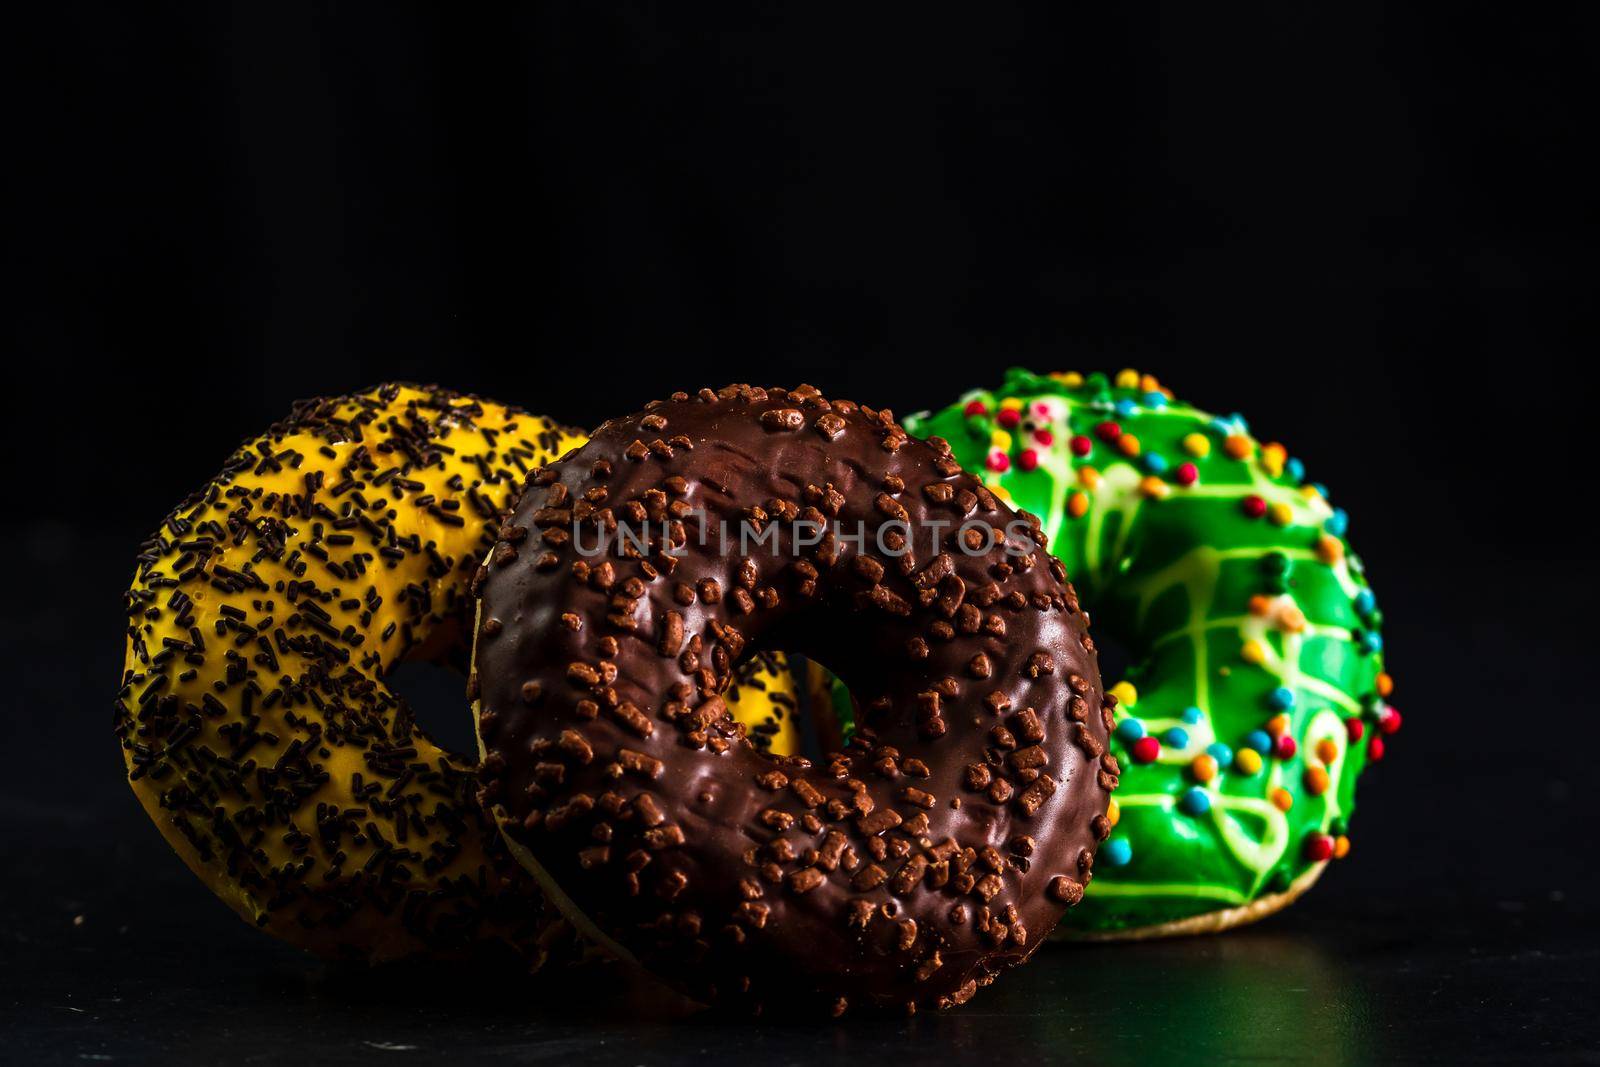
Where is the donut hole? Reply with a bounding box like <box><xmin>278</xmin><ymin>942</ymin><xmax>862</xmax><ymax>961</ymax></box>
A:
<box><xmin>385</xmin><ymin>658</ymin><xmax>477</xmax><ymax>755</ymax></box>
<box><xmin>1091</xmin><ymin>627</ymin><xmax>1134</xmax><ymax>691</ymax></box>
<box><xmin>725</xmin><ymin>651</ymin><xmax>839</xmax><ymax>761</ymax></box>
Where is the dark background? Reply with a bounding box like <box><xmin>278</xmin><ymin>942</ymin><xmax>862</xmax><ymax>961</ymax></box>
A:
<box><xmin>3</xmin><ymin>3</ymin><xmax>1596</xmax><ymax>1063</ymax></box>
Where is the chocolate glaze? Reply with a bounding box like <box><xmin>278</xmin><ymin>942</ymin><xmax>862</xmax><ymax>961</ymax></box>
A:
<box><xmin>473</xmin><ymin>385</ymin><xmax>1115</xmax><ymax>1014</ymax></box>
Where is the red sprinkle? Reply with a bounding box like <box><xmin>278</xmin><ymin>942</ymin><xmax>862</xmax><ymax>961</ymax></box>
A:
<box><xmin>1018</xmin><ymin>449</ymin><xmax>1040</xmax><ymax>472</ymax></box>
<box><xmin>1345</xmin><ymin>718</ymin><xmax>1365</xmax><ymax>742</ymax></box>
<box><xmin>1275</xmin><ymin>735</ymin><xmax>1297</xmax><ymax>760</ymax></box>
<box><xmin>1069</xmin><ymin>435</ymin><xmax>1093</xmax><ymax>457</ymax></box>
<box><xmin>1033</xmin><ymin>429</ymin><xmax>1055</xmax><ymax>447</ymax></box>
<box><xmin>964</xmin><ymin>400</ymin><xmax>989</xmax><ymax>416</ymax></box>
<box><xmin>1379</xmin><ymin>707</ymin><xmax>1402</xmax><ymax>735</ymax></box>
<box><xmin>1368</xmin><ymin>736</ymin><xmax>1385</xmax><ymax>762</ymax></box>
<box><xmin>998</xmin><ymin>409</ymin><xmax>1021</xmax><ymax>429</ymax></box>
<box><xmin>1174</xmin><ymin>462</ymin><xmax>1199</xmax><ymax>486</ymax></box>
<box><xmin>1304</xmin><ymin>833</ymin><xmax>1335</xmax><ymax>862</ymax></box>
<box><xmin>1095</xmin><ymin>420</ymin><xmax>1122</xmax><ymax>442</ymax></box>
<box><xmin>986</xmin><ymin>451</ymin><xmax>1011</xmax><ymax>473</ymax></box>
<box><xmin>1130</xmin><ymin>736</ymin><xmax>1161</xmax><ymax>764</ymax></box>
<box><xmin>1241</xmin><ymin>495</ymin><xmax>1267</xmax><ymax>518</ymax></box>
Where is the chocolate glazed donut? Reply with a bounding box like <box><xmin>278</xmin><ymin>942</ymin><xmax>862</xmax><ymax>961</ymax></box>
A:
<box><xmin>471</xmin><ymin>385</ymin><xmax>1118</xmax><ymax>1014</ymax></box>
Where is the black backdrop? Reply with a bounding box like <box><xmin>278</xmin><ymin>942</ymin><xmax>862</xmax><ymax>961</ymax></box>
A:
<box><xmin>3</xmin><ymin>0</ymin><xmax>1597</xmax><ymax>1040</ymax></box>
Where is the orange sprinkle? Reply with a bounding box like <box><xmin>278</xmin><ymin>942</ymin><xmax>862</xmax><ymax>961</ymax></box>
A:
<box><xmin>1334</xmin><ymin>835</ymin><xmax>1351</xmax><ymax>859</ymax></box>
<box><xmin>1376</xmin><ymin>672</ymin><xmax>1394</xmax><ymax>697</ymax></box>
<box><xmin>1270</xmin><ymin>788</ymin><xmax>1293</xmax><ymax>811</ymax></box>
<box><xmin>1118</xmin><ymin>433</ymin><xmax>1141</xmax><ymax>457</ymax></box>
<box><xmin>1138</xmin><ymin>475</ymin><xmax>1170</xmax><ymax>500</ymax></box>
<box><xmin>1266</xmin><ymin>714</ymin><xmax>1290</xmax><ymax>737</ymax></box>
<box><xmin>1066</xmin><ymin>490</ymin><xmax>1089</xmax><ymax>519</ymax></box>
<box><xmin>1315</xmin><ymin>533</ymin><xmax>1345</xmax><ymax>564</ymax></box>
<box><xmin>1247</xmin><ymin>594</ymin><xmax>1273</xmax><ymax>616</ymax></box>
<box><xmin>1078</xmin><ymin>466</ymin><xmax>1101</xmax><ymax>489</ymax></box>
<box><xmin>1315</xmin><ymin>738</ymin><xmax>1340</xmax><ymax>764</ymax></box>
<box><xmin>1303</xmin><ymin>766</ymin><xmax>1330</xmax><ymax>795</ymax></box>
<box><xmin>1224</xmin><ymin>434</ymin><xmax>1253</xmax><ymax>460</ymax></box>
<box><xmin>1278</xmin><ymin>604</ymin><xmax>1307</xmax><ymax>632</ymax></box>
<box><xmin>1190</xmin><ymin>754</ymin><xmax>1218</xmax><ymax>783</ymax></box>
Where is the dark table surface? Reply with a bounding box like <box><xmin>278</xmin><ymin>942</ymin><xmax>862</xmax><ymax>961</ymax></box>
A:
<box><xmin>4</xmin><ymin>803</ymin><xmax>1594</xmax><ymax>1066</ymax></box>
<box><xmin>4</xmin><ymin>537</ymin><xmax>1596</xmax><ymax>1065</ymax></box>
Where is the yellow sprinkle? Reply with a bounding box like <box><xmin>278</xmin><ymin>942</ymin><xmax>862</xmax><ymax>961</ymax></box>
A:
<box><xmin>1268</xmin><ymin>502</ymin><xmax>1294</xmax><ymax>526</ymax></box>
<box><xmin>1109</xmin><ymin>681</ymin><xmax>1138</xmax><ymax>708</ymax></box>
<box><xmin>1139</xmin><ymin>373</ymin><xmax>1161</xmax><ymax>394</ymax></box>
<box><xmin>1223</xmin><ymin>434</ymin><xmax>1253</xmax><ymax>460</ymax></box>
<box><xmin>1182</xmin><ymin>432</ymin><xmax>1211</xmax><ymax>458</ymax></box>
<box><xmin>1240</xmin><ymin>640</ymin><xmax>1267</xmax><ymax>666</ymax></box>
<box><xmin>1316</xmin><ymin>533</ymin><xmax>1344</xmax><ymax>564</ymax></box>
<box><xmin>1115</xmin><ymin>368</ymin><xmax>1140</xmax><ymax>389</ymax></box>
<box><xmin>1303</xmin><ymin>767</ymin><xmax>1330</xmax><ymax>796</ymax></box>
<box><xmin>1050</xmin><ymin>371</ymin><xmax>1084</xmax><ymax>388</ymax></box>
<box><xmin>1106</xmin><ymin>798</ymin><xmax>1121</xmax><ymax>827</ymax></box>
<box><xmin>1278</xmin><ymin>604</ymin><xmax>1307</xmax><ymax>632</ymax></box>
<box><xmin>1190</xmin><ymin>754</ymin><xmax>1217</xmax><ymax>783</ymax></box>
<box><xmin>1118</xmin><ymin>433</ymin><xmax>1141</xmax><ymax>457</ymax></box>
<box><xmin>1077</xmin><ymin>466</ymin><xmax>1101</xmax><ymax>489</ymax></box>
<box><xmin>1066</xmin><ymin>490</ymin><xmax>1089</xmax><ymax>519</ymax></box>
<box><xmin>1270</xmin><ymin>787</ymin><xmax>1293</xmax><ymax>811</ymax></box>
<box><xmin>990</xmin><ymin>429</ymin><xmax>1012</xmax><ymax>451</ymax></box>
<box><xmin>1138</xmin><ymin>476</ymin><xmax>1170</xmax><ymax>500</ymax></box>
<box><xmin>1266</xmin><ymin>714</ymin><xmax>1290</xmax><ymax>737</ymax></box>
<box><xmin>1315</xmin><ymin>738</ymin><xmax>1340</xmax><ymax>764</ymax></box>
<box><xmin>1234</xmin><ymin>748</ymin><xmax>1263</xmax><ymax>775</ymax></box>
<box><xmin>1247</xmin><ymin>594</ymin><xmax>1273</xmax><ymax>616</ymax></box>
<box><xmin>989</xmin><ymin>482</ymin><xmax>1012</xmax><ymax>502</ymax></box>
<box><xmin>1299</xmin><ymin>484</ymin><xmax>1324</xmax><ymax>502</ymax></box>
<box><xmin>1260</xmin><ymin>442</ymin><xmax>1286</xmax><ymax>477</ymax></box>
<box><xmin>1334</xmin><ymin>835</ymin><xmax>1351</xmax><ymax>859</ymax></box>
<box><xmin>1376</xmin><ymin>672</ymin><xmax>1394</xmax><ymax>697</ymax></box>
<box><xmin>999</xmin><ymin>397</ymin><xmax>1024</xmax><ymax>411</ymax></box>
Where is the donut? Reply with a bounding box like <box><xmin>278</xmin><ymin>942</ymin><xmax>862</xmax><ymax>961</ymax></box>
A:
<box><xmin>116</xmin><ymin>383</ymin><xmax>806</xmax><ymax>965</ymax></box>
<box><xmin>471</xmin><ymin>383</ymin><xmax>1116</xmax><ymax>1014</ymax></box>
<box><xmin>901</xmin><ymin>368</ymin><xmax>1398</xmax><ymax>939</ymax></box>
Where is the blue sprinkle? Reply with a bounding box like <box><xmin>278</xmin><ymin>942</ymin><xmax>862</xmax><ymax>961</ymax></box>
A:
<box><xmin>1207</xmin><ymin>417</ymin><xmax>1231</xmax><ymax>435</ymax></box>
<box><xmin>1312</xmin><ymin>482</ymin><xmax>1330</xmax><ymax>500</ymax></box>
<box><xmin>1325</xmin><ymin>509</ymin><xmax>1349</xmax><ymax>536</ymax></box>
<box><xmin>1115</xmin><ymin>398</ymin><xmax>1138</xmax><ymax>419</ymax></box>
<box><xmin>1103</xmin><ymin>838</ymin><xmax>1133</xmax><ymax>866</ymax></box>
<box><xmin>1206</xmin><ymin>742</ymin><xmax>1234</xmax><ymax>768</ymax></box>
<box><xmin>1115</xmin><ymin>719</ymin><xmax>1147</xmax><ymax>743</ymax></box>
<box><xmin>1243</xmin><ymin>730</ymin><xmax>1273</xmax><ymax>754</ymax></box>
<box><xmin>1181</xmin><ymin>706</ymin><xmax>1204</xmax><ymax>724</ymax></box>
<box><xmin>1266</xmin><ymin>686</ymin><xmax>1296</xmax><ymax>711</ymax></box>
<box><xmin>1359</xmin><ymin>631</ymin><xmax>1384</xmax><ymax>654</ymax></box>
<box><xmin>1285</xmin><ymin>457</ymin><xmax>1305</xmax><ymax>482</ymax></box>
<box><xmin>1162</xmin><ymin>727</ymin><xmax>1190</xmax><ymax>749</ymax></box>
<box><xmin>1142</xmin><ymin>453</ymin><xmax>1169</xmax><ymax>474</ymax></box>
<box><xmin>1179</xmin><ymin>788</ymin><xmax>1212</xmax><ymax>816</ymax></box>
<box><xmin>1354</xmin><ymin>589</ymin><xmax>1377</xmax><ymax>616</ymax></box>
<box><xmin>1142</xmin><ymin>391</ymin><xmax>1168</xmax><ymax>409</ymax></box>
<box><xmin>1230</xmin><ymin>413</ymin><xmax>1251</xmax><ymax>434</ymax></box>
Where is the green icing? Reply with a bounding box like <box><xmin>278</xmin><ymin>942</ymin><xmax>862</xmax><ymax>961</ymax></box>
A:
<box><xmin>890</xmin><ymin>368</ymin><xmax>1394</xmax><ymax>934</ymax></box>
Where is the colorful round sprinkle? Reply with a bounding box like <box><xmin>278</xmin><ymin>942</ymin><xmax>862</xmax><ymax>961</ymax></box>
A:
<box><xmin>1130</xmin><ymin>736</ymin><xmax>1161</xmax><ymax>764</ymax></box>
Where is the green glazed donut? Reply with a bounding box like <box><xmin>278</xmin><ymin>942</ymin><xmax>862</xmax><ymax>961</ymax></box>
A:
<box><xmin>894</xmin><ymin>368</ymin><xmax>1400</xmax><ymax>939</ymax></box>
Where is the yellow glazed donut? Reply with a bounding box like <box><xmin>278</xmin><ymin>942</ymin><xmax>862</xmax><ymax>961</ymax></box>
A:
<box><xmin>116</xmin><ymin>383</ymin><xmax>804</xmax><ymax>964</ymax></box>
<box><xmin>116</xmin><ymin>385</ymin><xmax>588</xmax><ymax>962</ymax></box>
